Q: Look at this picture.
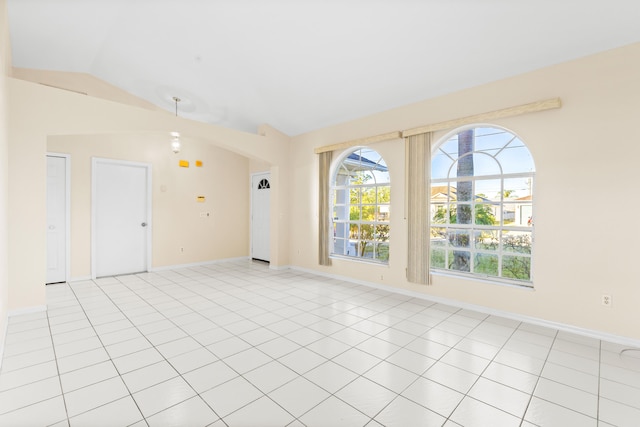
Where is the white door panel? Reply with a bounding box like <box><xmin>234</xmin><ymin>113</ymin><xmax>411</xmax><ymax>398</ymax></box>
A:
<box><xmin>251</xmin><ymin>173</ymin><xmax>270</xmax><ymax>262</ymax></box>
<box><xmin>93</xmin><ymin>159</ymin><xmax>151</xmax><ymax>277</ymax></box>
<box><xmin>46</xmin><ymin>155</ymin><xmax>67</xmax><ymax>284</ymax></box>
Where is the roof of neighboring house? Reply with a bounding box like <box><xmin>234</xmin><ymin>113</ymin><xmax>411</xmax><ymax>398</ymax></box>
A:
<box><xmin>344</xmin><ymin>152</ymin><xmax>388</xmax><ymax>172</ymax></box>
<box><xmin>431</xmin><ymin>185</ymin><xmax>454</xmax><ymax>197</ymax></box>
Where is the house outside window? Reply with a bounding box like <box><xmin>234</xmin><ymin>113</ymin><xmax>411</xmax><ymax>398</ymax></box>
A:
<box><xmin>430</xmin><ymin>126</ymin><xmax>535</xmax><ymax>285</ymax></box>
<box><xmin>331</xmin><ymin>148</ymin><xmax>390</xmax><ymax>263</ymax></box>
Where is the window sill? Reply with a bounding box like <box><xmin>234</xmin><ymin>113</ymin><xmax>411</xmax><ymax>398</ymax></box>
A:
<box><xmin>330</xmin><ymin>254</ymin><xmax>389</xmax><ymax>267</ymax></box>
<box><xmin>430</xmin><ymin>269</ymin><xmax>534</xmax><ymax>290</ymax></box>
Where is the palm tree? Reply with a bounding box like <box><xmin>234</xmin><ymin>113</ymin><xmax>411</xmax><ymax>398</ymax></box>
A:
<box><xmin>452</xmin><ymin>129</ymin><xmax>474</xmax><ymax>271</ymax></box>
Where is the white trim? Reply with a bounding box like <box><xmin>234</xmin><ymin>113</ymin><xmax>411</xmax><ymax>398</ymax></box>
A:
<box><xmin>1</xmin><ymin>306</ymin><xmax>48</xmax><ymax>371</ymax></box>
<box><xmin>7</xmin><ymin>305</ymin><xmax>47</xmax><ymax>318</ymax></box>
<box><xmin>269</xmin><ymin>263</ymin><xmax>291</xmax><ymax>271</ymax></box>
<box><xmin>430</xmin><ymin>125</ymin><xmax>535</xmax><ymax>284</ymax></box>
<box><xmin>74</xmin><ymin>257</ymin><xmax>251</xmax><ymax>276</ymax></box>
<box><xmin>250</xmin><ymin>171</ymin><xmax>271</xmax><ymax>262</ymax></box>
<box><xmin>150</xmin><ymin>257</ymin><xmax>250</xmax><ymax>272</ymax></box>
<box><xmin>68</xmin><ymin>275</ymin><xmax>93</xmax><ymax>283</ymax></box>
<box><xmin>330</xmin><ymin>254</ymin><xmax>390</xmax><ymax>267</ymax></box>
<box><xmin>46</xmin><ymin>152</ymin><xmax>71</xmax><ymax>283</ymax></box>
<box><xmin>91</xmin><ymin>158</ymin><xmax>153</xmax><ymax>279</ymax></box>
<box><xmin>289</xmin><ymin>265</ymin><xmax>640</xmax><ymax>349</ymax></box>
<box><xmin>0</xmin><ymin>317</ymin><xmax>7</xmax><ymax>371</ymax></box>
<box><xmin>330</xmin><ymin>147</ymin><xmax>391</xmax><ymax>263</ymax></box>
<box><xmin>429</xmin><ymin>270</ymin><xmax>534</xmax><ymax>291</ymax></box>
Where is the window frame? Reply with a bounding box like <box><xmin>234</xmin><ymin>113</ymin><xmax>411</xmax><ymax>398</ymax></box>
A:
<box><xmin>430</xmin><ymin>124</ymin><xmax>535</xmax><ymax>287</ymax></box>
<box><xmin>330</xmin><ymin>147</ymin><xmax>390</xmax><ymax>264</ymax></box>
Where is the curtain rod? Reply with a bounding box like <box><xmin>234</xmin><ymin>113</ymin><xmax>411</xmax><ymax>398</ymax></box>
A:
<box><xmin>314</xmin><ymin>97</ymin><xmax>561</xmax><ymax>154</ymax></box>
<box><xmin>402</xmin><ymin>97</ymin><xmax>561</xmax><ymax>137</ymax></box>
<box><xmin>314</xmin><ymin>131</ymin><xmax>402</xmax><ymax>154</ymax></box>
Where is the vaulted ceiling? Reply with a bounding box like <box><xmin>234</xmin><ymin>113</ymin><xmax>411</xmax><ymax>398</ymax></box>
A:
<box><xmin>7</xmin><ymin>0</ymin><xmax>640</xmax><ymax>136</ymax></box>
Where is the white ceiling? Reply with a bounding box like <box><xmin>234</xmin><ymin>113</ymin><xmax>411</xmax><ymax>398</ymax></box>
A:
<box><xmin>7</xmin><ymin>0</ymin><xmax>640</xmax><ymax>136</ymax></box>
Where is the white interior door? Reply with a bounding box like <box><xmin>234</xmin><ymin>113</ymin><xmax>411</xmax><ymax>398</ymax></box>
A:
<box><xmin>46</xmin><ymin>155</ymin><xmax>68</xmax><ymax>284</ymax></box>
<box><xmin>251</xmin><ymin>172</ymin><xmax>271</xmax><ymax>262</ymax></box>
<box><xmin>93</xmin><ymin>158</ymin><xmax>151</xmax><ymax>278</ymax></box>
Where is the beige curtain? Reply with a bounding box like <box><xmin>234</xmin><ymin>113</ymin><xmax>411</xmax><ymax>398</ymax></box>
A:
<box><xmin>318</xmin><ymin>151</ymin><xmax>333</xmax><ymax>266</ymax></box>
<box><xmin>406</xmin><ymin>132</ymin><xmax>431</xmax><ymax>284</ymax></box>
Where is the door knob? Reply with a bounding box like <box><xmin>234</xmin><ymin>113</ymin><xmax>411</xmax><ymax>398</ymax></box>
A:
<box><xmin>141</xmin><ymin>222</ymin><xmax>147</xmax><ymax>227</ymax></box>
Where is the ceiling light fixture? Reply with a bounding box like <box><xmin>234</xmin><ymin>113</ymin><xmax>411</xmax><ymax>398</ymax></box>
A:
<box><xmin>170</xmin><ymin>131</ymin><xmax>181</xmax><ymax>154</ymax></box>
<box><xmin>171</xmin><ymin>96</ymin><xmax>181</xmax><ymax>154</ymax></box>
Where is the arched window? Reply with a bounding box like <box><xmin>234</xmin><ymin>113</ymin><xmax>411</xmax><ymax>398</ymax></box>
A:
<box><xmin>331</xmin><ymin>148</ymin><xmax>390</xmax><ymax>263</ymax></box>
<box><xmin>430</xmin><ymin>126</ymin><xmax>535</xmax><ymax>285</ymax></box>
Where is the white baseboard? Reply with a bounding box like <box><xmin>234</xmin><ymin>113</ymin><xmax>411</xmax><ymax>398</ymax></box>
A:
<box><xmin>150</xmin><ymin>257</ymin><xmax>250</xmax><ymax>272</ymax></box>
<box><xmin>68</xmin><ymin>275</ymin><xmax>92</xmax><ymax>283</ymax></box>
<box><xmin>70</xmin><ymin>258</ymin><xmax>254</xmax><ymax>280</ymax></box>
<box><xmin>7</xmin><ymin>305</ymin><xmax>47</xmax><ymax>318</ymax></box>
<box><xmin>289</xmin><ymin>266</ymin><xmax>640</xmax><ymax>349</ymax></box>
<box><xmin>0</xmin><ymin>318</ymin><xmax>6</xmax><ymax>372</ymax></box>
<box><xmin>1</xmin><ymin>305</ymin><xmax>48</xmax><ymax>371</ymax></box>
<box><xmin>269</xmin><ymin>264</ymin><xmax>291</xmax><ymax>271</ymax></box>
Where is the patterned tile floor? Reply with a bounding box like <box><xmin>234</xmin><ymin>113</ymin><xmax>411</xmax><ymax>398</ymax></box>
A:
<box><xmin>0</xmin><ymin>260</ymin><xmax>638</xmax><ymax>426</ymax></box>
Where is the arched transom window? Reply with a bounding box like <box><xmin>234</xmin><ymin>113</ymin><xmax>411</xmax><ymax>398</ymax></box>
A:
<box><xmin>331</xmin><ymin>148</ymin><xmax>390</xmax><ymax>263</ymax></box>
<box><xmin>431</xmin><ymin>126</ymin><xmax>535</xmax><ymax>285</ymax></box>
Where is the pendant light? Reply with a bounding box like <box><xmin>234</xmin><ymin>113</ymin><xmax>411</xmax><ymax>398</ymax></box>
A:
<box><xmin>171</xmin><ymin>96</ymin><xmax>181</xmax><ymax>154</ymax></box>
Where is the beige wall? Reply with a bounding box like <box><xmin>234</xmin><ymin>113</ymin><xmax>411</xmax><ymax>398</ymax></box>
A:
<box><xmin>0</xmin><ymin>0</ymin><xmax>9</xmax><ymax>344</ymax></box>
<box><xmin>13</xmin><ymin>68</ymin><xmax>161</xmax><ymax>112</ymax></box>
<box><xmin>48</xmin><ymin>134</ymin><xmax>250</xmax><ymax>278</ymax></box>
<box><xmin>7</xmin><ymin>78</ymin><xmax>290</xmax><ymax>312</ymax></box>
<box><xmin>250</xmin><ymin>159</ymin><xmax>270</xmax><ymax>174</ymax></box>
<box><xmin>290</xmin><ymin>43</ymin><xmax>640</xmax><ymax>341</ymax></box>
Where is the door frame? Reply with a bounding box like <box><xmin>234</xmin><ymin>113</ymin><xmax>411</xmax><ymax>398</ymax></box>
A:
<box><xmin>46</xmin><ymin>152</ymin><xmax>71</xmax><ymax>283</ymax></box>
<box><xmin>250</xmin><ymin>171</ymin><xmax>271</xmax><ymax>262</ymax></box>
<box><xmin>91</xmin><ymin>157</ymin><xmax>153</xmax><ymax>279</ymax></box>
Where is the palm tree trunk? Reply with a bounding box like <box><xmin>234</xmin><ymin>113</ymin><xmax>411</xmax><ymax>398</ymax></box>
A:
<box><xmin>452</xmin><ymin>129</ymin><xmax>474</xmax><ymax>271</ymax></box>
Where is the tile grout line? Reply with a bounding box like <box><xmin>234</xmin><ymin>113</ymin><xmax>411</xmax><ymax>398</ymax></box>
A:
<box><xmin>526</xmin><ymin>336</ymin><xmax>605</xmax><ymax>422</ymax></box>
<box><xmin>427</xmin><ymin>310</ymin><xmax>525</xmax><ymax>425</ymax></box>
<box><xmin>46</xmin><ymin>305</ymin><xmax>71</xmax><ymax>426</ymax></box>
<box><xmin>597</xmin><ymin>339</ymin><xmax>602</xmax><ymax>426</ymax></box>
<box><xmin>208</xmin><ymin>266</ymin><xmax>528</xmax><ymax>425</ymax></box>
<box><xmin>162</xmin><ymin>266</ymin><xmax>359</xmax><ymax>425</ymax></box>
<box><xmin>64</xmin><ymin>279</ymin><xmax>150</xmax><ymax>426</ymax></box>
<box><xmin>118</xmin><ymin>268</ymin><xmax>316</xmax><ymax>424</ymax></box>
<box><xmin>354</xmin><ymin>302</ymin><xmax>466</xmax><ymax>422</ymax></box>
<box><xmin>171</xmin><ymin>263</ymin><xmax>411</xmax><ymax>425</ymax></box>
<box><xmin>93</xmin><ymin>273</ymin><xmax>228</xmax><ymax>425</ymax></box>
<box><xmin>517</xmin><ymin>329</ymin><xmax>559</xmax><ymax>427</ymax></box>
<box><xmin>112</xmin><ymin>269</ymin><xmax>262</xmax><ymax>424</ymax></box>
<box><xmin>272</xmin><ymin>300</ymin><xmax>476</xmax><ymax>424</ymax></box>
<box><xmin>3</xmin><ymin>260</ymin><xmax>637</xmax><ymax>425</ymax></box>
<box><xmin>176</xmin><ymin>264</ymin><xmax>324</xmax><ymax>426</ymax></box>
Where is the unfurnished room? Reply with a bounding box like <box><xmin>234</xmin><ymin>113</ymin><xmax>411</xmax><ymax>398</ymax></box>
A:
<box><xmin>0</xmin><ymin>1</ymin><xmax>639</xmax><ymax>426</ymax></box>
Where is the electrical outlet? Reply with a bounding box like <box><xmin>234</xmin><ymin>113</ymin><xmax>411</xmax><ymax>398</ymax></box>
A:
<box><xmin>179</xmin><ymin>247</ymin><xmax>184</xmax><ymax>253</ymax></box>
<box><xmin>602</xmin><ymin>294</ymin><xmax>612</xmax><ymax>307</ymax></box>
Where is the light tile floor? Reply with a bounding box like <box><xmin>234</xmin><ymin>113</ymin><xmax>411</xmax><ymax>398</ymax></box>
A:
<box><xmin>0</xmin><ymin>260</ymin><xmax>639</xmax><ymax>426</ymax></box>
